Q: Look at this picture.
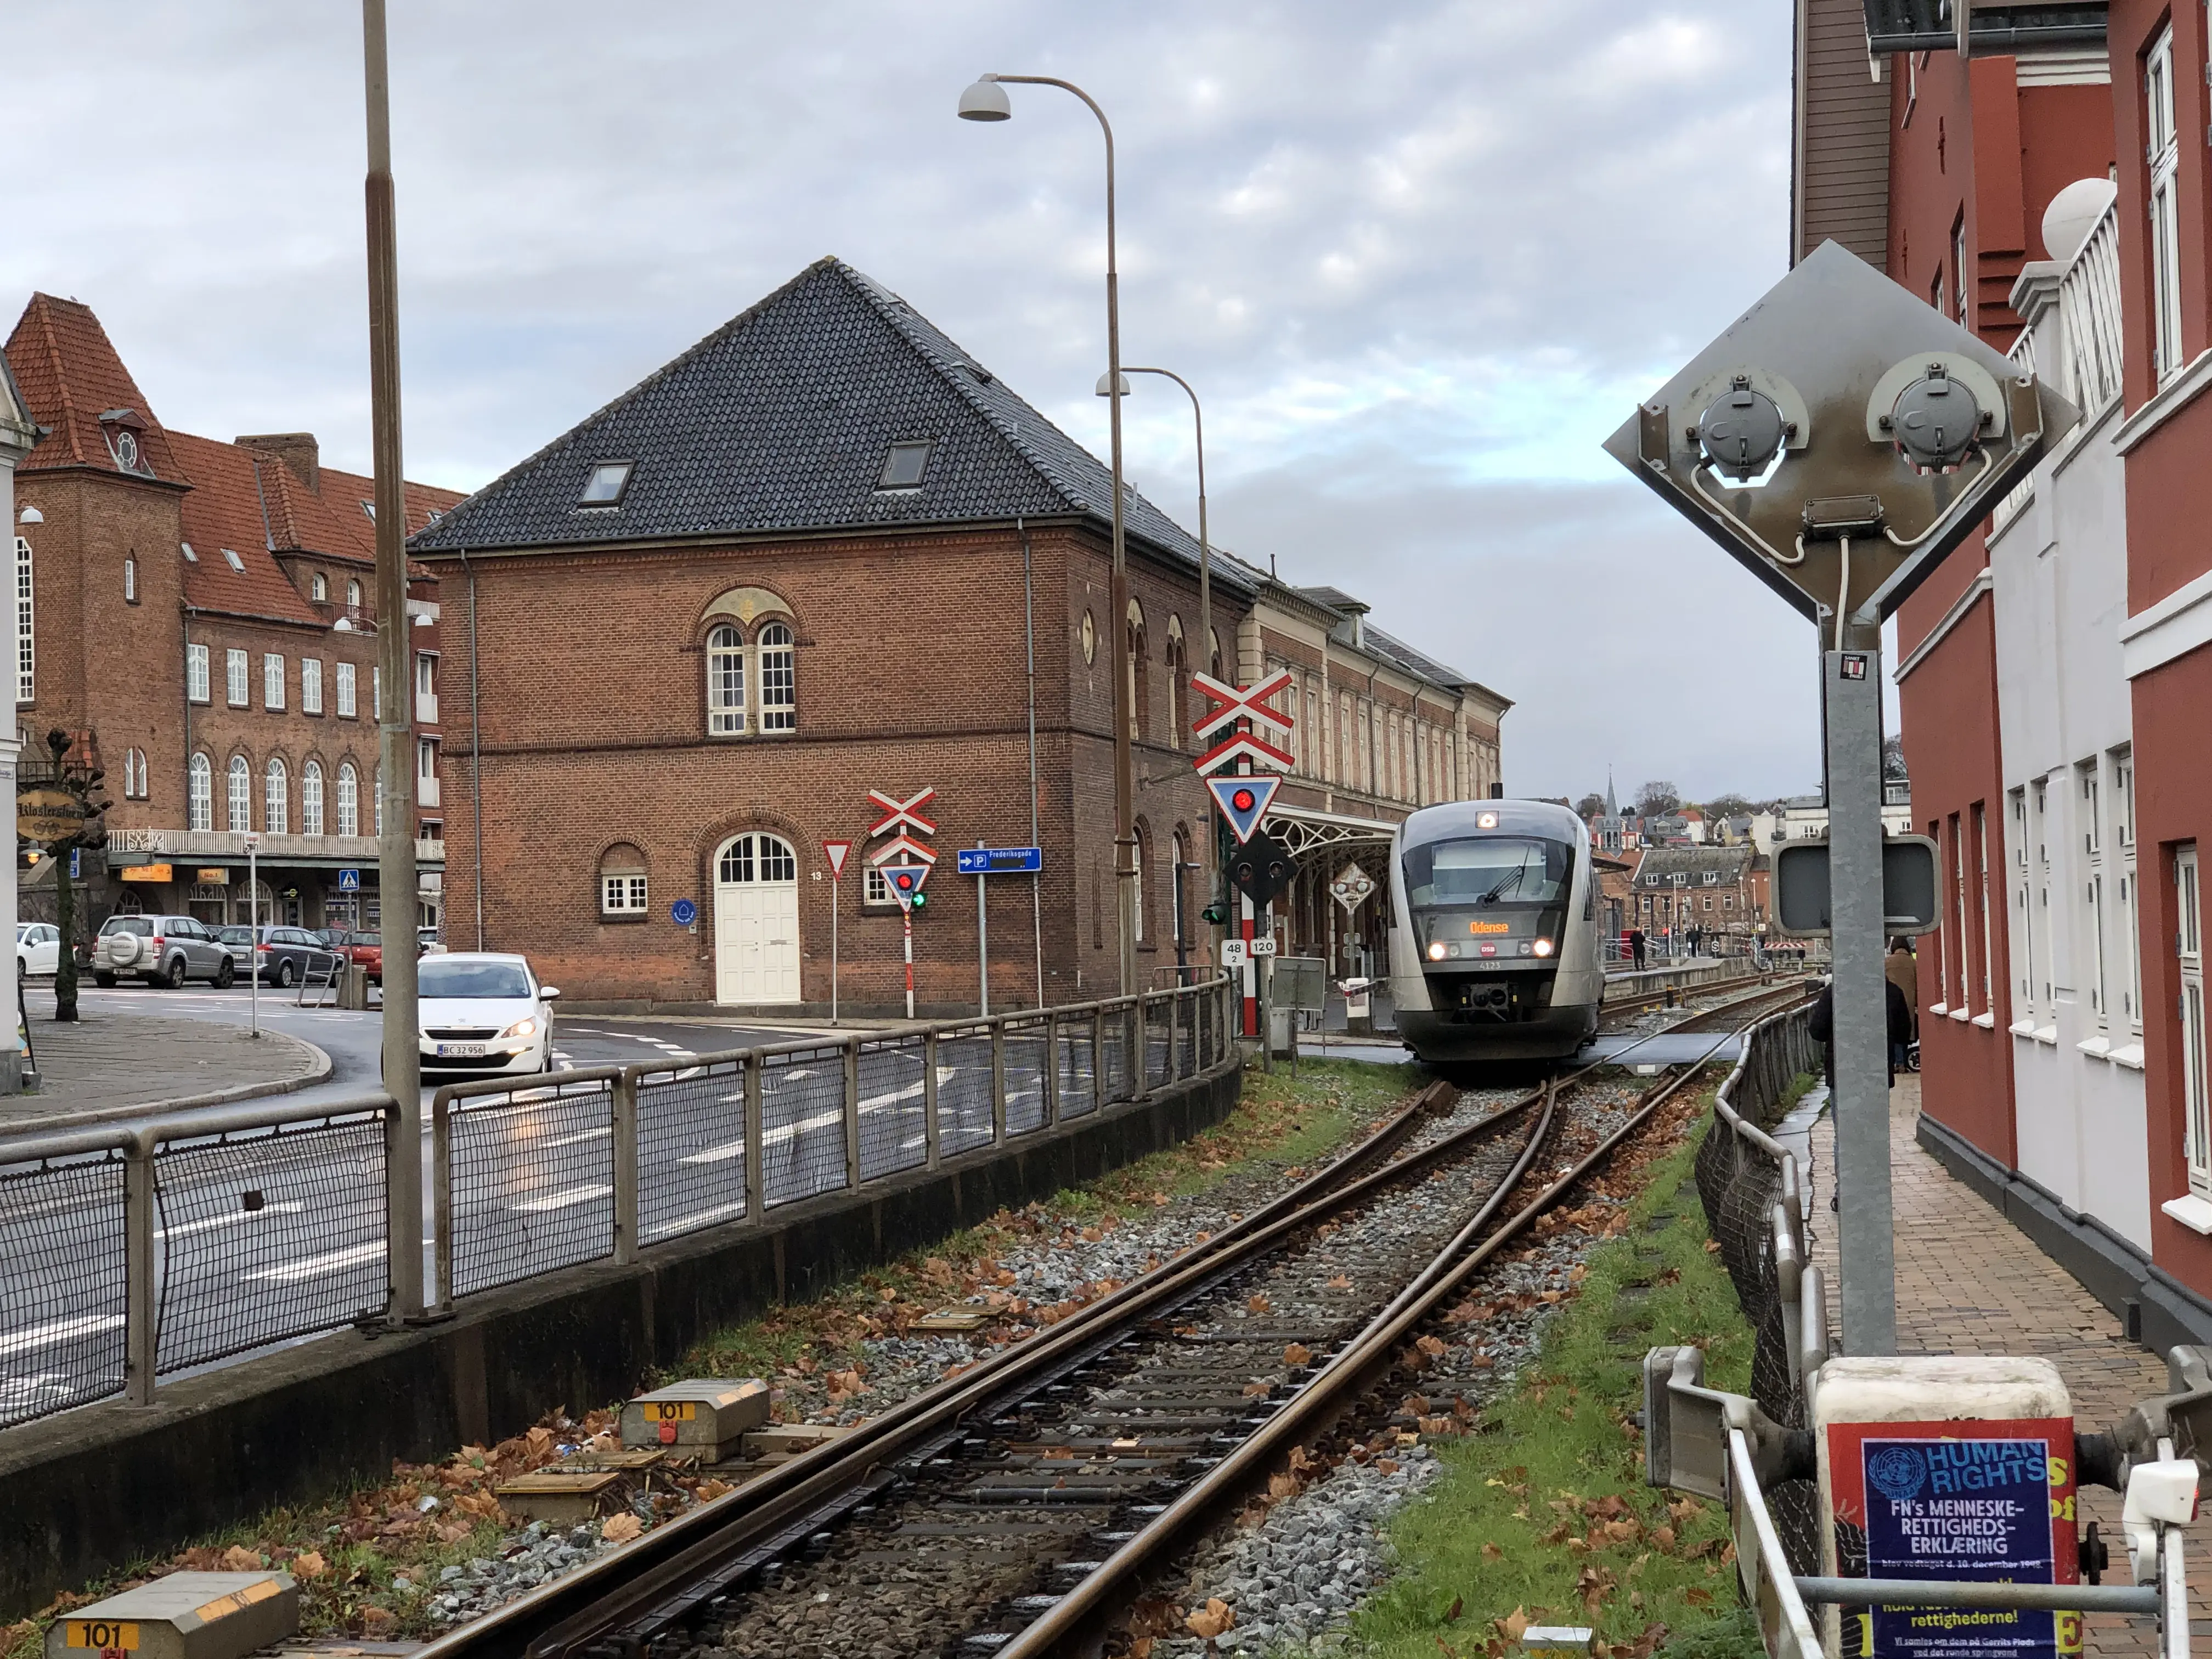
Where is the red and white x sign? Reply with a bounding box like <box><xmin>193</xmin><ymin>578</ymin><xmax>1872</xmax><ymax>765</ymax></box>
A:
<box><xmin>867</xmin><ymin>787</ymin><xmax>939</xmax><ymax>840</ymax></box>
<box><xmin>1196</xmin><ymin>729</ymin><xmax>1296</xmax><ymax>777</ymax></box>
<box><xmin>1190</xmin><ymin>669</ymin><xmax>1294</xmax><ymax>742</ymax></box>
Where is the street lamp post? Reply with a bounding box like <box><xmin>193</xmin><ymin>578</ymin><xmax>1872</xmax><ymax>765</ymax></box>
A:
<box><xmin>960</xmin><ymin>72</ymin><xmax>1137</xmax><ymax>999</ymax></box>
<box><xmin>1101</xmin><ymin>366</ymin><xmax>1209</xmax><ymax>673</ymax></box>
<box><xmin>363</xmin><ymin>0</ymin><xmax>422</xmax><ymax>1325</ymax></box>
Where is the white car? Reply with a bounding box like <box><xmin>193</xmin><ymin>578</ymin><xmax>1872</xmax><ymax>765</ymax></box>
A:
<box><xmin>417</xmin><ymin>952</ymin><xmax>560</xmax><ymax>1076</ymax></box>
<box><xmin>15</xmin><ymin>923</ymin><xmax>59</xmax><ymax>978</ymax></box>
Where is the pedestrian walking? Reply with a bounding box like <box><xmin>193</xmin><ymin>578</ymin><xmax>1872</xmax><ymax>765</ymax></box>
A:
<box><xmin>1885</xmin><ymin>936</ymin><xmax>1919</xmax><ymax>1072</ymax></box>
<box><xmin>1806</xmin><ymin>973</ymin><xmax>1914</xmax><ymax>1093</ymax></box>
<box><xmin>1629</xmin><ymin>927</ymin><xmax>1647</xmax><ymax>970</ymax></box>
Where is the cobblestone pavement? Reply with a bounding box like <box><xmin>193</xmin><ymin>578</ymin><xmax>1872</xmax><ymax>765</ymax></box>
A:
<box><xmin>1808</xmin><ymin>1075</ymin><xmax>2205</xmax><ymax>1659</ymax></box>
<box><xmin>1</xmin><ymin>1005</ymin><xmax>325</xmax><ymax>1130</ymax></box>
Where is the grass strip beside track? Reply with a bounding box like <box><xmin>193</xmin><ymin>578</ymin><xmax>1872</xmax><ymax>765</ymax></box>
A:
<box><xmin>1354</xmin><ymin>1096</ymin><xmax>1762</xmax><ymax>1659</ymax></box>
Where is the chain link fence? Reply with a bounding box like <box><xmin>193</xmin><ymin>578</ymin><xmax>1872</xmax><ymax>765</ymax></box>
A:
<box><xmin>154</xmin><ymin>1112</ymin><xmax>389</xmax><ymax>1373</ymax></box>
<box><xmin>0</xmin><ymin>1152</ymin><xmax>127</xmax><ymax>1429</ymax></box>
<box><xmin>1693</xmin><ymin>1001</ymin><xmax>1825</xmax><ymax>1573</ymax></box>
<box><xmin>637</xmin><ymin>1058</ymin><xmax>751</xmax><ymax>1244</ymax></box>
<box><xmin>445</xmin><ymin>1077</ymin><xmax>616</xmax><ymax>1297</ymax></box>
<box><xmin>0</xmin><ymin>978</ymin><xmax>1238</xmax><ymax>1414</ymax></box>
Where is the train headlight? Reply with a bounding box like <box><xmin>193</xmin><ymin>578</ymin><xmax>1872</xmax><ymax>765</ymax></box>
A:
<box><xmin>1476</xmin><ymin>811</ymin><xmax>1499</xmax><ymax>830</ymax></box>
<box><xmin>1533</xmin><ymin>938</ymin><xmax>1554</xmax><ymax>958</ymax></box>
<box><xmin>1427</xmin><ymin>941</ymin><xmax>1448</xmax><ymax>962</ymax></box>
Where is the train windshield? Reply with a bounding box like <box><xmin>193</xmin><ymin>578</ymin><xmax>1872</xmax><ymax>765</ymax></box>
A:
<box><xmin>1402</xmin><ymin>837</ymin><xmax>1572</xmax><ymax>909</ymax></box>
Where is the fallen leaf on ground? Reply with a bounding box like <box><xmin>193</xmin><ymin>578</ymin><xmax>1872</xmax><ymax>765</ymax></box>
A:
<box><xmin>219</xmin><ymin>1546</ymin><xmax>262</xmax><ymax>1572</ymax></box>
<box><xmin>359</xmin><ymin>1607</ymin><xmax>394</xmax><ymax>1630</ymax></box>
<box><xmin>1684</xmin><ymin>1587</ymin><xmax>1714</xmax><ymax>1606</ymax></box>
<box><xmin>1496</xmin><ymin>1605</ymin><xmax>1530</xmax><ymax>1642</ymax></box>
<box><xmin>695</xmin><ymin>1479</ymin><xmax>733</xmax><ymax>1501</ymax></box>
<box><xmin>1284</xmin><ymin>1343</ymin><xmax>1313</xmax><ymax>1365</ymax></box>
<box><xmin>1416</xmin><ymin>1335</ymin><xmax>1447</xmax><ymax>1357</ymax></box>
<box><xmin>1186</xmin><ymin>1598</ymin><xmax>1235</xmax><ymax>1639</ymax></box>
<box><xmin>1327</xmin><ymin>1274</ymin><xmax>1352</xmax><ymax>1289</ymax></box>
<box><xmin>601</xmin><ymin>1513</ymin><xmax>642</xmax><ymax>1543</ymax></box>
<box><xmin>290</xmin><ymin>1551</ymin><xmax>326</xmax><ymax>1580</ymax></box>
<box><xmin>1248</xmin><ymin>1294</ymin><xmax>1272</xmax><ymax>1314</ymax></box>
<box><xmin>1445</xmin><ymin>1594</ymin><xmax>1464</xmax><ymax>1623</ymax></box>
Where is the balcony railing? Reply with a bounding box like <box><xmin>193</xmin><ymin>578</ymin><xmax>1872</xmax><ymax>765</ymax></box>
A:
<box><xmin>416</xmin><ymin>690</ymin><xmax>437</xmax><ymax>724</ymax></box>
<box><xmin>1999</xmin><ymin>191</ymin><xmax>2122</xmax><ymax>533</ymax></box>
<box><xmin>417</xmin><ymin>775</ymin><xmax>441</xmax><ymax>809</ymax></box>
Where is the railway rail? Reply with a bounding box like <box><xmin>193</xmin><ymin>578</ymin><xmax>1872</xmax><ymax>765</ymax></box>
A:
<box><xmin>418</xmin><ymin>980</ymin><xmax>1812</xmax><ymax>1659</ymax></box>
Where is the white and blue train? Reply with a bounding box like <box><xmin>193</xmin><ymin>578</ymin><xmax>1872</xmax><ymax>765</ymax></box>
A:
<box><xmin>1386</xmin><ymin>799</ymin><xmax>1605</xmax><ymax>1065</ymax></box>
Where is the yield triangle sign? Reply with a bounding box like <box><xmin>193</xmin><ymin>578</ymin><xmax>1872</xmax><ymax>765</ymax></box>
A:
<box><xmin>881</xmin><ymin>863</ymin><xmax>930</xmax><ymax>912</ymax></box>
<box><xmin>1207</xmin><ymin>774</ymin><xmax>1280</xmax><ymax>844</ymax></box>
<box><xmin>822</xmin><ymin>839</ymin><xmax>851</xmax><ymax>879</ymax></box>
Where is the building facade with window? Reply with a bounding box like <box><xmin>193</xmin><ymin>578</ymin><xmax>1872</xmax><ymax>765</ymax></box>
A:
<box><xmin>410</xmin><ymin>257</ymin><xmax>1265</xmax><ymax>1013</ymax></box>
<box><xmin>1624</xmin><ymin>845</ymin><xmax>1764</xmax><ymax>951</ymax></box>
<box><xmin>3</xmin><ymin>294</ymin><xmax>456</xmax><ymax>934</ymax></box>
<box><xmin>1222</xmin><ymin>571</ymin><xmax>1509</xmax><ymax>979</ymax></box>
<box><xmin>1791</xmin><ymin>0</ymin><xmax>2212</xmax><ymax>1329</ymax></box>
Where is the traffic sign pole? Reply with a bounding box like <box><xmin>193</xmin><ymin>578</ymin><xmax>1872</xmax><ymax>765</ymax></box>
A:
<box><xmin>904</xmin><ymin>911</ymin><xmax>915</xmax><ymax>1021</ymax></box>
<box><xmin>1241</xmin><ymin>890</ymin><xmax>1256</xmax><ymax>1039</ymax></box>
<box><xmin>822</xmin><ymin>841</ymin><xmax>851</xmax><ymax>1026</ymax></box>
<box><xmin>975</xmin><ymin>840</ymin><xmax>989</xmax><ymax>1018</ymax></box>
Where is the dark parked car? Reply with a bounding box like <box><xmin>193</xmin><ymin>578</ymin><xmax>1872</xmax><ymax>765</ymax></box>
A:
<box><xmin>239</xmin><ymin>926</ymin><xmax>345</xmax><ymax>989</ymax></box>
<box><xmin>93</xmin><ymin>915</ymin><xmax>233</xmax><ymax>989</ymax></box>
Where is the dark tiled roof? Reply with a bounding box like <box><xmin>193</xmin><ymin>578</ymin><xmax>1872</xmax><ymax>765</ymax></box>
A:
<box><xmin>1635</xmin><ymin>845</ymin><xmax>1753</xmax><ymax>880</ymax></box>
<box><xmin>412</xmin><ymin>257</ymin><xmax>1246</xmax><ymax>592</ymax></box>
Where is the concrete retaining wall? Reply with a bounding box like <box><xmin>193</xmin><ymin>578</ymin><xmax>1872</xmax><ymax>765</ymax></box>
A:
<box><xmin>0</xmin><ymin>1060</ymin><xmax>1243</xmax><ymax>1618</ymax></box>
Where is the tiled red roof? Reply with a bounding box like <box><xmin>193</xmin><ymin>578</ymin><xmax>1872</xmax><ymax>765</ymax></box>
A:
<box><xmin>5</xmin><ymin>293</ymin><xmax>185</xmax><ymax>482</ymax></box>
<box><xmin>3</xmin><ymin>291</ymin><xmax>462</xmax><ymax>623</ymax></box>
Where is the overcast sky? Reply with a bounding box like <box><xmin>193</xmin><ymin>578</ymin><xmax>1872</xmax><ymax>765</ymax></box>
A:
<box><xmin>3</xmin><ymin>2</ymin><xmax>1840</xmax><ymax>804</ymax></box>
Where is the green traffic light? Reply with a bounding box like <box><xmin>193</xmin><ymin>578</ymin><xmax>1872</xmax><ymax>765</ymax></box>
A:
<box><xmin>911</xmin><ymin>889</ymin><xmax>927</xmax><ymax>910</ymax></box>
<box><xmin>1200</xmin><ymin>903</ymin><xmax>1228</xmax><ymax>926</ymax></box>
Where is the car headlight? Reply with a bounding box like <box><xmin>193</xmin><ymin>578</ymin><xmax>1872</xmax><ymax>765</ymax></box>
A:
<box><xmin>1533</xmin><ymin>938</ymin><xmax>1554</xmax><ymax>958</ymax></box>
<box><xmin>1427</xmin><ymin>941</ymin><xmax>1447</xmax><ymax>961</ymax></box>
<box><xmin>498</xmin><ymin>1017</ymin><xmax>538</xmax><ymax>1041</ymax></box>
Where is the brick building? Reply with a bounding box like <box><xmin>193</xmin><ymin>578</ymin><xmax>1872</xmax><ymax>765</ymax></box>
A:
<box><xmin>1624</xmin><ymin>844</ymin><xmax>1763</xmax><ymax>952</ymax></box>
<box><xmin>3</xmin><ymin>294</ymin><xmax>458</xmax><ymax>935</ymax></box>
<box><xmin>1227</xmin><ymin>571</ymin><xmax>1510</xmax><ymax>978</ymax></box>
<box><xmin>409</xmin><ymin>257</ymin><xmax>1261</xmax><ymax>1013</ymax></box>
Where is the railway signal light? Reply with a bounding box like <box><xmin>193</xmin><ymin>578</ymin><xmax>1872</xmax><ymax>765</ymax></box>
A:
<box><xmin>1227</xmin><ymin>832</ymin><xmax>1295</xmax><ymax>907</ymax></box>
<box><xmin>882</xmin><ymin>864</ymin><xmax>929</xmax><ymax>913</ymax></box>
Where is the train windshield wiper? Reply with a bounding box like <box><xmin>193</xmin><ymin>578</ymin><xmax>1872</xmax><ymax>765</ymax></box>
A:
<box><xmin>1476</xmin><ymin>864</ymin><xmax>1526</xmax><ymax>906</ymax></box>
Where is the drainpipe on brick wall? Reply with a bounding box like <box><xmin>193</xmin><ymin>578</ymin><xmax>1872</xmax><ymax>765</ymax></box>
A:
<box><xmin>462</xmin><ymin>548</ymin><xmax>483</xmax><ymax>951</ymax></box>
<box><xmin>1020</xmin><ymin>517</ymin><xmax>1042</xmax><ymax>1007</ymax></box>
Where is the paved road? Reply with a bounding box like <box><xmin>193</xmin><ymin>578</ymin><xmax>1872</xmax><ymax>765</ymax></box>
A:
<box><xmin>0</xmin><ymin>992</ymin><xmax>1168</xmax><ymax>1424</ymax></box>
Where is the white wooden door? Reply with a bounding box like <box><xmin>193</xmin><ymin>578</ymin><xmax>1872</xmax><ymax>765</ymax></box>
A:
<box><xmin>714</xmin><ymin>834</ymin><xmax>801</xmax><ymax>1005</ymax></box>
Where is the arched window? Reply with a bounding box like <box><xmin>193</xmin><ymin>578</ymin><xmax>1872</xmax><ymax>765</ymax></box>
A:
<box><xmin>707</xmin><ymin>623</ymin><xmax>746</xmax><ymax>735</ymax></box>
<box><xmin>716</xmin><ymin>833</ymin><xmax>798</xmax><ymax>884</ymax></box>
<box><xmin>1132</xmin><ymin>825</ymin><xmax>1147</xmax><ymax>944</ymax></box>
<box><xmin>346</xmin><ymin>577</ymin><xmax>362</xmax><ymax>610</ymax></box>
<box><xmin>1126</xmin><ymin>601</ymin><xmax>1148</xmax><ymax>742</ymax></box>
<box><xmin>758</xmin><ymin>623</ymin><xmax>795</xmax><ymax>731</ymax></box>
<box><xmin>188</xmin><ymin>753</ymin><xmax>212</xmax><ymax>831</ymax></box>
<box><xmin>301</xmin><ymin>760</ymin><xmax>324</xmax><ymax>836</ymax></box>
<box><xmin>227</xmin><ymin>755</ymin><xmax>251</xmax><ymax>831</ymax></box>
<box><xmin>1166</xmin><ymin>620</ymin><xmax>1187</xmax><ymax>752</ymax></box>
<box><xmin>599</xmin><ymin>843</ymin><xmax>648</xmax><ymax>916</ymax></box>
<box><xmin>1170</xmin><ymin>828</ymin><xmax>1187</xmax><ymax>948</ymax></box>
<box><xmin>336</xmin><ymin>763</ymin><xmax>359</xmax><ymax>838</ymax></box>
<box><xmin>264</xmin><ymin>757</ymin><xmax>289</xmax><ymax>834</ymax></box>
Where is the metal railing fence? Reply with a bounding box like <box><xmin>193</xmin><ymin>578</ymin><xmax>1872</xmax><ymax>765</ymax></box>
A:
<box><xmin>1692</xmin><ymin>1000</ymin><xmax>1828</xmax><ymax>1572</ymax></box>
<box><xmin>0</xmin><ymin>976</ymin><xmax>1237</xmax><ymax>1426</ymax></box>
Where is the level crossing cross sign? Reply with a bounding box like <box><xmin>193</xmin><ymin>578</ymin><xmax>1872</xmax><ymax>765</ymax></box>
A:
<box><xmin>868</xmin><ymin>833</ymin><xmax>938</xmax><ymax>867</ymax></box>
<box><xmin>1189</xmin><ymin>668</ymin><xmax>1293</xmax><ymax>742</ymax></box>
<box><xmin>867</xmin><ymin>787</ymin><xmax>939</xmax><ymax>840</ymax></box>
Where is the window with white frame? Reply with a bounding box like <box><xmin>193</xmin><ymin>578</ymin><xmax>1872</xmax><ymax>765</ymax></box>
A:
<box><xmin>264</xmin><ymin>757</ymin><xmax>288</xmax><ymax>834</ymax></box>
<box><xmin>301</xmin><ymin>760</ymin><xmax>324</xmax><ymax>836</ymax></box>
<box><xmin>15</xmin><ymin>537</ymin><xmax>32</xmax><ymax>705</ymax></box>
<box><xmin>336</xmin><ymin>661</ymin><xmax>357</xmax><ymax>719</ymax></box>
<box><xmin>374</xmin><ymin>764</ymin><xmax>383</xmax><ymax>836</ymax></box>
<box><xmin>2118</xmin><ymin>749</ymin><xmax>2142</xmax><ymax>1029</ymax></box>
<box><xmin>2149</xmin><ymin>27</ymin><xmax>2186</xmax><ymax>382</ymax></box>
<box><xmin>599</xmin><ymin>844</ymin><xmax>649</xmax><ymax>917</ymax></box>
<box><xmin>417</xmin><ymin>736</ymin><xmax>437</xmax><ymax>782</ymax></box>
<box><xmin>123</xmin><ymin>557</ymin><xmax>136</xmax><ymax>604</ymax></box>
<box><xmin>336</xmin><ymin>763</ymin><xmax>359</xmax><ymax>838</ymax></box>
<box><xmin>1974</xmin><ymin>802</ymin><xmax>1994</xmax><ymax>1015</ymax></box>
<box><xmin>373</xmin><ymin>665</ymin><xmax>381</xmax><ymax>721</ymax></box>
<box><xmin>346</xmin><ymin>577</ymin><xmax>362</xmax><ymax>610</ymax></box>
<box><xmin>758</xmin><ymin>623</ymin><xmax>795</xmax><ymax>731</ymax></box>
<box><xmin>227</xmin><ymin>755</ymin><xmax>251</xmax><ymax>831</ymax></box>
<box><xmin>707</xmin><ymin>624</ymin><xmax>745</xmax><ymax>734</ymax></box>
<box><xmin>227</xmin><ymin>648</ymin><xmax>249</xmax><ymax>707</ymax></box>
<box><xmin>1951</xmin><ymin>215</ymin><xmax>1968</xmax><ymax>325</ymax></box>
<box><xmin>302</xmin><ymin>657</ymin><xmax>323</xmax><ymax>715</ymax></box>
<box><xmin>2035</xmin><ymin>781</ymin><xmax>2056</xmax><ymax>1008</ymax></box>
<box><xmin>2082</xmin><ymin>760</ymin><xmax>2109</xmax><ymax>1024</ymax></box>
<box><xmin>187</xmin><ymin>642</ymin><xmax>210</xmax><ymax>703</ymax></box>
<box><xmin>865</xmin><ymin>865</ymin><xmax>891</xmax><ymax>906</ymax></box>
<box><xmin>188</xmin><ymin>752</ymin><xmax>212</xmax><ymax>831</ymax></box>
<box><xmin>2182</xmin><ymin>846</ymin><xmax>2210</xmax><ymax>1194</ymax></box>
<box><xmin>1951</xmin><ymin>814</ymin><xmax>1970</xmax><ymax>1009</ymax></box>
<box><xmin>2010</xmin><ymin>788</ymin><xmax>2035</xmax><ymax>1023</ymax></box>
<box><xmin>264</xmin><ymin>652</ymin><xmax>285</xmax><ymax>711</ymax></box>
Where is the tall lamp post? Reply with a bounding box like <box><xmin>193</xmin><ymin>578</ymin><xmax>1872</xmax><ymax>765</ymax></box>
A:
<box><xmin>960</xmin><ymin>72</ymin><xmax>1137</xmax><ymax>998</ymax></box>
<box><xmin>363</xmin><ymin>0</ymin><xmax>422</xmax><ymax>1324</ymax></box>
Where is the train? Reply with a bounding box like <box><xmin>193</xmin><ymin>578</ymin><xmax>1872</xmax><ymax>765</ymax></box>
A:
<box><xmin>1386</xmin><ymin>799</ymin><xmax>1605</xmax><ymax>1065</ymax></box>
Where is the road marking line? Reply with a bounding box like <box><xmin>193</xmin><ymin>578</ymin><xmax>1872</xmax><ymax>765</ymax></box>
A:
<box><xmin>244</xmin><ymin>1242</ymin><xmax>383</xmax><ymax>1284</ymax></box>
<box><xmin>157</xmin><ymin>1201</ymin><xmax>304</xmax><ymax>1240</ymax></box>
<box><xmin>0</xmin><ymin>1313</ymin><xmax>125</xmax><ymax>1357</ymax></box>
<box><xmin>510</xmin><ymin>1183</ymin><xmax>612</xmax><ymax>1214</ymax></box>
<box><xmin>646</xmin><ymin>1200</ymin><xmax>747</xmax><ymax>1235</ymax></box>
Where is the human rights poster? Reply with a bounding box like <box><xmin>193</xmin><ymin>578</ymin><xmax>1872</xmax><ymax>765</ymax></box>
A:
<box><xmin>1825</xmin><ymin>1417</ymin><xmax>2080</xmax><ymax>1659</ymax></box>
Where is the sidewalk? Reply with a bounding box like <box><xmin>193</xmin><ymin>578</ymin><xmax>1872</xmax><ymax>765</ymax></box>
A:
<box><xmin>1</xmin><ymin>1007</ymin><xmax>329</xmax><ymax>1133</ymax></box>
<box><xmin>1807</xmin><ymin>1075</ymin><xmax>2199</xmax><ymax>1658</ymax></box>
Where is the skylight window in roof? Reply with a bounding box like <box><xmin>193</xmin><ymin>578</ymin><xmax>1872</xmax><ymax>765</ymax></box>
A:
<box><xmin>222</xmin><ymin>548</ymin><xmax>245</xmax><ymax>573</ymax></box>
<box><xmin>878</xmin><ymin>441</ymin><xmax>933</xmax><ymax>490</ymax></box>
<box><xmin>579</xmin><ymin>461</ymin><xmax>634</xmax><ymax>506</ymax></box>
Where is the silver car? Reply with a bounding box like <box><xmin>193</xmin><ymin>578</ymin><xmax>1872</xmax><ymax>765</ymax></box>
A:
<box><xmin>92</xmin><ymin>915</ymin><xmax>234</xmax><ymax>989</ymax></box>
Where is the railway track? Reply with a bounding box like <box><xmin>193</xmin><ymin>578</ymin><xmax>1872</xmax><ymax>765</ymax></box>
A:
<box><xmin>417</xmin><ymin>985</ymin><xmax>1809</xmax><ymax>1659</ymax></box>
